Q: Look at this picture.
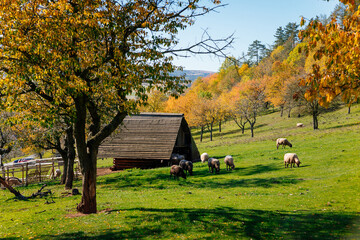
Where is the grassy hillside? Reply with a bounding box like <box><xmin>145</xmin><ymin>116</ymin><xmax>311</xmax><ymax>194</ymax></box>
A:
<box><xmin>1</xmin><ymin>105</ymin><xmax>360</xmax><ymax>239</ymax></box>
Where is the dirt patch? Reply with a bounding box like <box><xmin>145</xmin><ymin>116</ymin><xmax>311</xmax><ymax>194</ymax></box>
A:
<box><xmin>97</xmin><ymin>167</ymin><xmax>114</xmax><ymax>176</ymax></box>
<box><xmin>66</xmin><ymin>208</ymin><xmax>114</xmax><ymax>218</ymax></box>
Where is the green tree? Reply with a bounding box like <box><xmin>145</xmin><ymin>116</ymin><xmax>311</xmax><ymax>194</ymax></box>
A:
<box><xmin>274</xmin><ymin>26</ymin><xmax>286</xmax><ymax>48</ymax></box>
<box><xmin>247</xmin><ymin>40</ymin><xmax>267</xmax><ymax>66</ymax></box>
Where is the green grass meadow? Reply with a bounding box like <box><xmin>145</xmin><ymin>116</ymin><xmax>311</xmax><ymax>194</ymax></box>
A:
<box><xmin>1</xmin><ymin>105</ymin><xmax>360</xmax><ymax>239</ymax></box>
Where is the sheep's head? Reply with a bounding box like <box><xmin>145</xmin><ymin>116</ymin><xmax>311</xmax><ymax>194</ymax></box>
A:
<box><xmin>231</xmin><ymin>164</ymin><xmax>235</xmax><ymax>170</ymax></box>
<box><xmin>289</xmin><ymin>143</ymin><xmax>293</xmax><ymax>147</ymax></box>
<box><xmin>215</xmin><ymin>162</ymin><xmax>220</xmax><ymax>172</ymax></box>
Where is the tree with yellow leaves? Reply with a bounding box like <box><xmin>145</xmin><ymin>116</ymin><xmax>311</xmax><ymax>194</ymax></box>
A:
<box><xmin>300</xmin><ymin>0</ymin><xmax>360</xmax><ymax>108</ymax></box>
<box><xmin>0</xmin><ymin>0</ymin><xmax>231</xmax><ymax>213</ymax></box>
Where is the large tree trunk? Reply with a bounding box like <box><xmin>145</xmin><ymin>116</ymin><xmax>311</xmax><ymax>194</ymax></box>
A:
<box><xmin>60</xmin><ymin>154</ymin><xmax>68</xmax><ymax>185</ymax></box>
<box><xmin>250</xmin><ymin>123</ymin><xmax>255</xmax><ymax>138</ymax></box>
<box><xmin>200</xmin><ymin>126</ymin><xmax>204</xmax><ymax>142</ymax></box>
<box><xmin>65</xmin><ymin>126</ymin><xmax>76</xmax><ymax>190</ymax></box>
<box><xmin>219</xmin><ymin>120</ymin><xmax>222</xmax><ymax>133</ymax></box>
<box><xmin>74</xmin><ymin>96</ymin><xmax>97</xmax><ymax>214</ymax></box>
<box><xmin>313</xmin><ymin>114</ymin><xmax>318</xmax><ymax>130</ymax></box>
<box><xmin>76</xmin><ymin>151</ymin><xmax>97</xmax><ymax>214</ymax></box>
<box><xmin>311</xmin><ymin>101</ymin><xmax>319</xmax><ymax>130</ymax></box>
<box><xmin>73</xmin><ymin>95</ymin><xmax>127</xmax><ymax>214</ymax></box>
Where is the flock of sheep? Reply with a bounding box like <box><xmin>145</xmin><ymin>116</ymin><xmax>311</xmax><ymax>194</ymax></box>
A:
<box><xmin>169</xmin><ymin>153</ymin><xmax>235</xmax><ymax>179</ymax></box>
<box><xmin>170</xmin><ymin>136</ymin><xmax>301</xmax><ymax>179</ymax></box>
<box><xmin>276</xmin><ymin>138</ymin><xmax>301</xmax><ymax>168</ymax></box>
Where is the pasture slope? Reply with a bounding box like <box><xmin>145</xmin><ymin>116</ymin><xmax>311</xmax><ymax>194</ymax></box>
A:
<box><xmin>1</xmin><ymin>105</ymin><xmax>360</xmax><ymax>239</ymax></box>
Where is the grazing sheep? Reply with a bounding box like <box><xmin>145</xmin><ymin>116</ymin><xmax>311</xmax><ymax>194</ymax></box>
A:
<box><xmin>179</xmin><ymin>160</ymin><xmax>193</xmax><ymax>176</ymax></box>
<box><xmin>170</xmin><ymin>165</ymin><xmax>186</xmax><ymax>179</ymax></box>
<box><xmin>284</xmin><ymin>153</ymin><xmax>301</xmax><ymax>168</ymax></box>
<box><xmin>5</xmin><ymin>176</ymin><xmax>22</xmax><ymax>186</ymax></box>
<box><xmin>276</xmin><ymin>138</ymin><xmax>293</xmax><ymax>149</ymax></box>
<box><xmin>208</xmin><ymin>158</ymin><xmax>220</xmax><ymax>173</ymax></box>
<box><xmin>201</xmin><ymin>153</ymin><xmax>209</xmax><ymax>163</ymax></box>
<box><xmin>170</xmin><ymin>153</ymin><xmax>185</xmax><ymax>165</ymax></box>
<box><xmin>224</xmin><ymin>155</ymin><xmax>235</xmax><ymax>171</ymax></box>
<box><xmin>49</xmin><ymin>169</ymin><xmax>62</xmax><ymax>179</ymax></box>
<box><xmin>296</xmin><ymin>123</ymin><xmax>304</xmax><ymax>127</ymax></box>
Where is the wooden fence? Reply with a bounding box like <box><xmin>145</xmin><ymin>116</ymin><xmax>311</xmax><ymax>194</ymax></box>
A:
<box><xmin>1</xmin><ymin>157</ymin><xmax>81</xmax><ymax>187</ymax></box>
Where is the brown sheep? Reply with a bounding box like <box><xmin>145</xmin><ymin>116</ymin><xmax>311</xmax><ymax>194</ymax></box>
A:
<box><xmin>224</xmin><ymin>155</ymin><xmax>235</xmax><ymax>171</ymax></box>
<box><xmin>5</xmin><ymin>176</ymin><xmax>22</xmax><ymax>186</ymax></box>
<box><xmin>179</xmin><ymin>160</ymin><xmax>193</xmax><ymax>176</ymax></box>
<box><xmin>284</xmin><ymin>153</ymin><xmax>301</xmax><ymax>168</ymax></box>
<box><xmin>49</xmin><ymin>169</ymin><xmax>62</xmax><ymax>179</ymax></box>
<box><xmin>170</xmin><ymin>165</ymin><xmax>186</xmax><ymax>179</ymax></box>
<box><xmin>276</xmin><ymin>138</ymin><xmax>292</xmax><ymax>149</ymax></box>
<box><xmin>208</xmin><ymin>158</ymin><xmax>220</xmax><ymax>173</ymax></box>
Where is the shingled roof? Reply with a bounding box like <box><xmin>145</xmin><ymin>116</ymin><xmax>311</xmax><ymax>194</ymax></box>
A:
<box><xmin>98</xmin><ymin>113</ymin><xmax>200</xmax><ymax>169</ymax></box>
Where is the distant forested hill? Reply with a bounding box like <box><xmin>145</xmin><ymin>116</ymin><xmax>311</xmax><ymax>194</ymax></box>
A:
<box><xmin>171</xmin><ymin>70</ymin><xmax>214</xmax><ymax>82</ymax></box>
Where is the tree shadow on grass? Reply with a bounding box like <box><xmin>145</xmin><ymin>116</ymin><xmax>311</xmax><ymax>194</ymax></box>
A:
<box><xmin>39</xmin><ymin>207</ymin><xmax>360</xmax><ymax>239</ymax></box>
<box><xmin>325</xmin><ymin>122</ymin><xmax>360</xmax><ymax>130</ymax></box>
<box><xmin>97</xmin><ymin>163</ymin><xmax>297</xmax><ymax>190</ymax></box>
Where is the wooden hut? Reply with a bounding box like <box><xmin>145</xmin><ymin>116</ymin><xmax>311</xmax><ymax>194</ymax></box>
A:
<box><xmin>98</xmin><ymin>113</ymin><xmax>200</xmax><ymax>170</ymax></box>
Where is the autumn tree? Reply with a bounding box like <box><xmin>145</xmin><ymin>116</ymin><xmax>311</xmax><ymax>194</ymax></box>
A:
<box><xmin>300</xmin><ymin>0</ymin><xmax>360</xmax><ymax>110</ymax></box>
<box><xmin>139</xmin><ymin>88</ymin><xmax>168</xmax><ymax>113</ymax></box>
<box><xmin>0</xmin><ymin>0</ymin><xmax>231</xmax><ymax>214</ymax></box>
<box><xmin>236</xmin><ymin>79</ymin><xmax>266</xmax><ymax>137</ymax></box>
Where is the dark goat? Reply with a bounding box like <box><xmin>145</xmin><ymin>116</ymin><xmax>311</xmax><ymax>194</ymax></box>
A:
<box><xmin>179</xmin><ymin>160</ymin><xmax>193</xmax><ymax>176</ymax></box>
<box><xmin>170</xmin><ymin>165</ymin><xmax>186</xmax><ymax>179</ymax></box>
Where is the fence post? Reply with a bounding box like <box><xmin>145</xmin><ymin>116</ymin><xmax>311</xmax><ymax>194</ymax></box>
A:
<box><xmin>38</xmin><ymin>160</ymin><xmax>42</xmax><ymax>182</ymax></box>
<box><xmin>1</xmin><ymin>166</ymin><xmax>4</xmax><ymax>189</ymax></box>
<box><xmin>22</xmin><ymin>165</ymin><xmax>24</xmax><ymax>186</ymax></box>
<box><xmin>25</xmin><ymin>163</ymin><xmax>29</xmax><ymax>186</ymax></box>
<box><xmin>51</xmin><ymin>159</ymin><xmax>55</xmax><ymax>180</ymax></box>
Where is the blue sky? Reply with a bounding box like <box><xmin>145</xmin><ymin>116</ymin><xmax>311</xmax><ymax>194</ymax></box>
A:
<box><xmin>172</xmin><ymin>0</ymin><xmax>340</xmax><ymax>72</ymax></box>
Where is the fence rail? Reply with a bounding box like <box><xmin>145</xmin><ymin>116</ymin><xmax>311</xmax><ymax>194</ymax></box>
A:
<box><xmin>1</xmin><ymin>157</ymin><xmax>81</xmax><ymax>188</ymax></box>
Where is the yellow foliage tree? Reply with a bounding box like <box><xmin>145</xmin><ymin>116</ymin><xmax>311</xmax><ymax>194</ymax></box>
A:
<box><xmin>0</xmin><ymin>0</ymin><xmax>230</xmax><ymax>213</ymax></box>
<box><xmin>300</xmin><ymin>0</ymin><xmax>360</xmax><ymax>107</ymax></box>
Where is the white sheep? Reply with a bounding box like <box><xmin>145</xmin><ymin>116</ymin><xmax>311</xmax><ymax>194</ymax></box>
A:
<box><xmin>276</xmin><ymin>138</ymin><xmax>292</xmax><ymax>149</ymax></box>
<box><xmin>224</xmin><ymin>155</ymin><xmax>235</xmax><ymax>171</ymax></box>
<box><xmin>201</xmin><ymin>153</ymin><xmax>209</xmax><ymax>163</ymax></box>
<box><xmin>284</xmin><ymin>153</ymin><xmax>301</xmax><ymax>168</ymax></box>
<box><xmin>296</xmin><ymin>123</ymin><xmax>304</xmax><ymax>127</ymax></box>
